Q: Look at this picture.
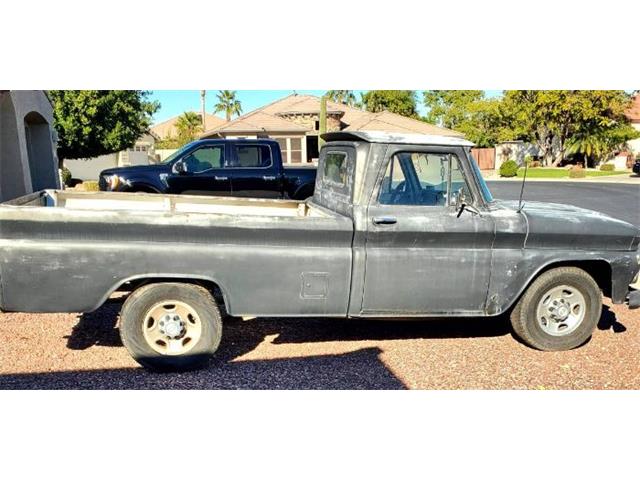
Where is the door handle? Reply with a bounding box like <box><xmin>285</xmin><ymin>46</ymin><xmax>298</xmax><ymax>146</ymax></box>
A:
<box><xmin>262</xmin><ymin>175</ymin><xmax>277</xmax><ymax>181</ymax></box>
<box><xmin>214</xmin><ymin>176</ymin><xmax>229</xmax><ymax>181</ymax></box>
<box><xmin>372</xmin><ymin>216</ymin><xmax>397</xmax><ymax>225</ymax></box>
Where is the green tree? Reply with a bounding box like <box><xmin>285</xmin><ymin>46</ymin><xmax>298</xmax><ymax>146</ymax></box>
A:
<box><xmin>156</xmin><ymin>112</ymin><xmax>205</xmax><ymax>149</ymax></box>
<box><xmin>325</xmin><ymin>90</ymin><xmax>357</xmax><ymax>107</ymax></box>
<box><xmin>49</xmin><ymin>90</ymin><xmax>159</xmax><ymax>164</ymax></box>
<box><xmin>361</xmin><ymin>90</ymin><xmax>418</xmax><ymax>117</ymax></box>
<box><xmin>214</xmin><ymin>90</ymin><xmax>242</xmax><ymax>121</ymax></box>
<box><xmin>422</xmin><ymin>90</ymin><xmax>507</xmax><ymax>147</ymax></box>
<box><xmin>175</xmin><ymin>111</ymin><xmax>203</xmax><ymax>143</ymax></box>
<box><xmin>501</xmin><ymin>90</ymin><xmax>637</xmax><ymax>166</ymax></box>
<box><xmin>423</xmin><ymin>90</ymin><xmax>484</xmax><ymax>128</ymax></box>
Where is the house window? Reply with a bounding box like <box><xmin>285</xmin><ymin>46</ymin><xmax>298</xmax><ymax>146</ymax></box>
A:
<box><xmin>289</xmin><ymin>137</ymin><xmax>303</xmax><ymax>163</ymax></box>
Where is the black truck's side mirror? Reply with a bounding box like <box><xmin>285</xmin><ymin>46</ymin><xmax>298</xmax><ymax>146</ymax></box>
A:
<box><xmin>172</xmin><ymin>159</ymin><xmax>189</xmax><ymax>175</ymax></box>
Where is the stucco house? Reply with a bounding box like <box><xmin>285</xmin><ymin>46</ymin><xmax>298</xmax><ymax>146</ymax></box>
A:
<box><xmin>200</xmin><ymin>94</ymin><xmax>463</xmax><ymax>163</ymax></box>
<box><xmin>0</xmin><ymin>90</ymin><xmax>60</xmax><ymax>202</ymax></box>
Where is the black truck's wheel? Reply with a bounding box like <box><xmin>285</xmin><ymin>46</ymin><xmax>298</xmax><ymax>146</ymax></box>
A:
<box><xmin>119</xmin><ymin>283</ymin><xmax>222</xmax><ymax>371</ymax></box>
<box><xmin>510</xmin><ymin>267</ymin><xmax>602</xmax><ymax>351</ymax></box>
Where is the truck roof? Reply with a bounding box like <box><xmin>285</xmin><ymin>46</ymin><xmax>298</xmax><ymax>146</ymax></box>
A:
<box><xmin>321</xmin><ymin>131</ymin><xmax>475</xmax><ymax>147</ymax></box>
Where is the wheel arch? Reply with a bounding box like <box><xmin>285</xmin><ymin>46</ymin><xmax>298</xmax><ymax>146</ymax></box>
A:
<box><xmin>499</xmin><ymin>259</ymin><xmax>612</xmax><ymax>315</ymax></box>
<box><xmin>291</xmin><ymin>182</ymin><xmax>314</xmax><ymax>200</ymax></box>
<box><xmin>91</xmin><ymin>273</ymin><xmax>232</xmax><ymax>314</ymax></box>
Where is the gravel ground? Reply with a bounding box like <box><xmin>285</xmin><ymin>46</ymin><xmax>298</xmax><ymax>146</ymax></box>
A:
<box><xmin>0</xmin><ymin>298</ymin><xmax>638</xmax><ymax>389</ymax></box>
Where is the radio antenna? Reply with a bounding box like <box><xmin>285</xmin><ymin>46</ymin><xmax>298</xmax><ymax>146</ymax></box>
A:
<box><xmin>517</xmin><ymin>158</ymin><xmax>529</xmax><ymax>213</ymax></box>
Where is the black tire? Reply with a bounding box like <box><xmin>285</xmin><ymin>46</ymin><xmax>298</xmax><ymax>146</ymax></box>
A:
<box><xmin>510</xmin><ymin>267</ymin><xmax>602</xmax><ymax>351</ymax></box>
<box><xmin>119</xmin><ymin>283</ymin><xmax>222</xmax><ymax>371</ymax></box>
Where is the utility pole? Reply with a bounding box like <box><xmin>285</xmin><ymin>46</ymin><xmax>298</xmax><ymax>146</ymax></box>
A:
<box><xmin>200</xmin><ymin>90</ymin><xmax>206</xmax><ymax>131</ymax></box>
<box><xmin>319</xmin><ymin>95</ymin><xmax>327</xmax><ymax>150</ymax></box>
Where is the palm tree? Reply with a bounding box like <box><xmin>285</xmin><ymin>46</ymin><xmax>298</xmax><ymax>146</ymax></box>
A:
<box><xmin>175</xmin><ymin>111</ymin><xmax>204</xmax><ymax>144</ymax></box>
<box><xmin>214</xmin><ymin>90</ymin><xmax>242</xmax><ymax>121</ymax></box>
<box><xmin>200</xmin><ymin>90</ymin><xmax>206</xmax><ymax>130</ymax></box>
<box><xmin>326</xmin><ymin>90</ymin><xmax>357</xmax><ymax>107</ymax></box>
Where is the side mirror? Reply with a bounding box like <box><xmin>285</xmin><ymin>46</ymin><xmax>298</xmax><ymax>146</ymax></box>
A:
<box><xmin>455</xmin><ymin>187</ymin><xmax>481</xmax><ymax>217</ymax></box>
<box><xmin>172</xmin><ymin>159</ymin><xmax>188</xmax><ymax>175</ymax></box>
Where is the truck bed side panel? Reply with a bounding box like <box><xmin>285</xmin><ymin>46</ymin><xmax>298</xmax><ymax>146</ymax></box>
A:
<box><xmin>0</xmin><ymin>208</ymin><xmax>353</xmax><ymax>316</ymax></box>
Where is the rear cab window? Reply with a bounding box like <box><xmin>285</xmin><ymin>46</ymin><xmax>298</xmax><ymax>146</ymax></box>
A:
<box><xmin>231</xmin><ymin>144</ymin><xmax>273</xmax><ymax>168</ymax></box>
<box><xmin>313</xmin><ymin>145</ymin><xmax>357</xmax><ymax>216</ymax></box>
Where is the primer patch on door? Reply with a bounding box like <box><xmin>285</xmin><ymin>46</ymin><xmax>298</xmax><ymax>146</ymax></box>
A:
<box><xmin>301</xmin><ymin>272</ymin><xmax>329</xmax><ymax>299</ymax></box>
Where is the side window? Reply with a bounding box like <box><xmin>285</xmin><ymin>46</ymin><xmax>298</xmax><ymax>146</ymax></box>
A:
<box><xmin>323</xmin><ymin>151</ymin><xmax>348</xmax><ymax>186</ymax></box>
<box><xmin>185</xmin><ymin>146</ymin><xmax>224</xmax><ymax>173</ymax></box>
<box><xmin>378</xmin><ymin>152</ymin><xmax>469</xmax><ymax>206</ymax></box>
<box><xmin>232</xmin><ymin>145</ymin><xmax>272</xmax><ymax>168</ymax></box>
<box><xmin>450</xmin><ymin>157</ymin><xmax>472</xmax><ymax>204</ymax></box>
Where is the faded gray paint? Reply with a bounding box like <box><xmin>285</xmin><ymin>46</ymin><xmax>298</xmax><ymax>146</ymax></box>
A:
<box><xmin>0</xmin><ymin>131</ymin><xmax>638</xmax><ymax>318</ymax></box>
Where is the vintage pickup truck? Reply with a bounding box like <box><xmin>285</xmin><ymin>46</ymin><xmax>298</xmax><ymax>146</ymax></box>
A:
<box><xmin>1</xmin><ymin>131</ymin><xmax>639</xmax><ymax>371</ymax></box>
<box><xmin>98</xmin><ymin>138</ymin><xmax>317</xmax><ymax>200</ymax></box>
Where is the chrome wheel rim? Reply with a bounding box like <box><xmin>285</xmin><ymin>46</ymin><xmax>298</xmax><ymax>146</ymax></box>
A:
<box><xmin>142</xmin><ymin>301</ymin><xmax>202</xmax><ymax>355</ymax></box>
<box><xmin>536</xmin><ymin>285</ymin><xmax>586</xmax><ymax>337</ymax></box>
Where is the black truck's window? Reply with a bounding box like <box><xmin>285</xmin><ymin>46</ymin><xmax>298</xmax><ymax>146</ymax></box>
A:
<box><xmin>185</xmin><ymin>146</ymin><xmax>224</xmax><ymax>173</ymax></box>
<box><xmin>323</xmin><ymin>152</ymin><xmax>348</xmax><ymax>186</ymax></box>
<box><xmin>378</xmin><ymin>152</ymin><xmax>468</xmax><ymax>206</ymax></box>
<box><xmin>233</xmin><ymin>145</ymin><xmax>272</xmax><ymax>168</ymax></box>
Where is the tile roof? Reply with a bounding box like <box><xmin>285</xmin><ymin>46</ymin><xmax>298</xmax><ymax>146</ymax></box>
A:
<box><xmin>151</xmin><ymin>113</ymin><xmax>226</xmax><ymax>139</ymax></box>
<box><xmin>200</xmin><ymin>93</ymin><xmax>464</xmax><ymax>138</ymax></box>
<box><xmin>344</xmin><ymin>110</ymin><xmax>464</xmax><ymax>137</ymax></box>
<box><xmin>210</xmin><ymin>110</ymin><xmax>308</xmax><ymax>134</ymax></box>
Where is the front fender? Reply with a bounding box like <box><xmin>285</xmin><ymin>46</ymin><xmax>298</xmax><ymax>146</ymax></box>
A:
<box><xmin>487</xmin><ymin>250</ymin><xmax>639</xmax><ymax>315</ymax></box>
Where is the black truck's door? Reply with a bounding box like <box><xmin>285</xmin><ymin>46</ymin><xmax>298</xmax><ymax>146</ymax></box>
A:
<box><xmin>362</xmin><ymin>147</ymin><xmax>495</xmax><ymax>315</ymax></box>
<box><xmin>166</xmin><ymin>144</ymin><xmax>231</xmax><ymax>195</ymax></box>
<box><xmin>227</xmin><ymin>143</ymin><xmax>282</xmax><ymax>198</ymax></box>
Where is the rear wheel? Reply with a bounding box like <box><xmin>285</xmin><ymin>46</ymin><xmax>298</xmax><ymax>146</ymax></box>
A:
<box><xmin>119</xmin><ymin>283</ymin><xmax>222</xmax><ymax>371</ymax></box>
<box><xmin>510</xmin><ymin>267</ymin><xmax>602</xmax><ymax>351</ymax></box>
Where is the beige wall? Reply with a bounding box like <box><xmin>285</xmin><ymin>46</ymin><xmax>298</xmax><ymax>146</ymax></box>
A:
<box><xmin>495</xmin><ymin>142</ymin><xmax>540</xmax><ymax>170</ymax></box>
<box><xmin>0</xmin><ymin>91</ymin><xmax>60</xmax><ymax>202</ymax></box>
<box><xmin>628</xmin><ymin>123</ymin><xmax>640</xmax><ymax>157</ymax></box>
<box><xmin>65</xmin><ymin>154</ymin><xmax>118</xmax><ymax>180</ymax></box>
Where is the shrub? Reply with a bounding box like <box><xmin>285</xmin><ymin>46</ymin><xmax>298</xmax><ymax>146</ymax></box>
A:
<box><xmin>599</xmin><ymin>163</ymin><xmax>615</xmax><ymax>171</ymax></box>
<box><xmin>568</xmin><ymin>165</ymin><xmax>586</xmax><ymax>178</ymax></box>
<box><xmin>60</xmin><ymin>167</ymin><xmax>72</xmax><ymax>186</ymax></box>
<box><xmin>499</xmin><ymin>160</ymin><xmax>518</xmax><ymax>177</ymax></box>
<box><xmin>530</xmin><ymin>160</ymin><xmax>541</xmax><ymax>168</ymax></box>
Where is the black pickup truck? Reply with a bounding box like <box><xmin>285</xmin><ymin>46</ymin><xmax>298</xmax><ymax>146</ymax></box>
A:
<box><xmin>99</xmin><ymin>139</ymin><xmax>317</xmax><ymax>199</ymax></box>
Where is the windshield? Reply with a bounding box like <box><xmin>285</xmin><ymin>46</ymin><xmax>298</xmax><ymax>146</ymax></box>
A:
<box><xmin>160</xmin><ymin>143</ymin><xmax>193</xmax><ymax>164</ymax></box>
<box><xmin>467</xmin><ymin>150</ymin><xmax>494</xmax><ymax>203</ymax></box>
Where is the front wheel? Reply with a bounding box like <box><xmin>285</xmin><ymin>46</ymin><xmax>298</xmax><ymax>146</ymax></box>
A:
<box><xmin>510</xmin><ymin>267</ymin><xmax>602</xmax><ymax>351</ymax></box>
<box><xmin>119</xmin><ymin>283</ymin><xmax>222</xmax><ymax>371</ymax></box>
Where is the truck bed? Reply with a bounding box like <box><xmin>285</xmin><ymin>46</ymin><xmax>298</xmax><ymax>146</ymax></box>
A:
<box><xmin>0</xmin><ymin>190</ymin><xmax>353</xmax><ymax>316</ymax></box>
<box><xmin>5</xmin><ymin>190</ymin><xmax>328</xmax><ymax>218</ymax></box>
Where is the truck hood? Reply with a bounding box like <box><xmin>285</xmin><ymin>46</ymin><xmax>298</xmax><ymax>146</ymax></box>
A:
<box><xmin>494</xmin><ymin>200</ymin><xmax>640</xmax><ymax>251</ymax></box>
<box><xmin>100</xmin><ymin>164</ymin><xmax>169</xmax><ymax>177</ymax></box>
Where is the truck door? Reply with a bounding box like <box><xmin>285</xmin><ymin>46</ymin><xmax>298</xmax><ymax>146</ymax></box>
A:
<box><xmin>166</xmin><ymin>144</ymin><xmax>231</xmax><ymax>195</ymax></box>
<box><xmin>228</xmin><ymin>143</ymin><xmax>282</xmax><ymax>198</ymax></box>
<box><xmin>361</xmin><ymin>147</ymin><xmax>495</xmax><ymax>315</ymax></box>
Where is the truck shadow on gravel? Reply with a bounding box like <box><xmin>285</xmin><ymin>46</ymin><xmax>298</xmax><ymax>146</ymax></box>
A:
<box><xmin>0</xmin><ymin>301</ymin><xmax>626</xmax><ymax>390</ymax></box>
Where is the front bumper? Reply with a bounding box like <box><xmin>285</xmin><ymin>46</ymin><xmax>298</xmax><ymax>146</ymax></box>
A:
<box><xmin>628</xmin><ymin>290</ymin><xmax>640</xmax><ymax>309</ymax></box>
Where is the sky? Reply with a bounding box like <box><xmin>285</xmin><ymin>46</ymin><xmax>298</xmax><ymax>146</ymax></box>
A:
<box><xmin>148</xmin><ymin>90</ymin><xmax>503</xmax><ymax>124</ymax></box>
